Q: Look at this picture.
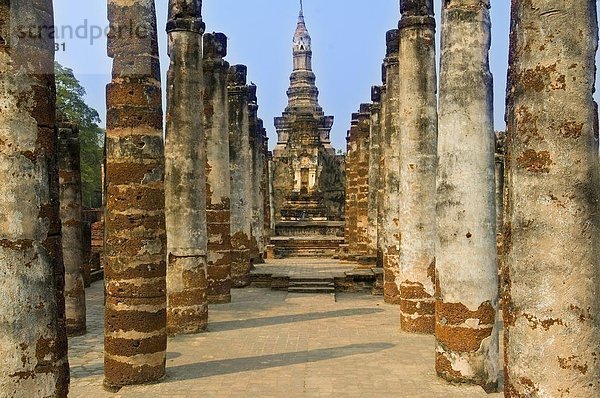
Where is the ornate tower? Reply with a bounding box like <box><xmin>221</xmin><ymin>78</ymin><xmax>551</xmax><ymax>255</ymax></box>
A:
<box><xmin>272</xmin><ymin>2</ymin><xmax>343</xmax><ymax>225</ymax></box>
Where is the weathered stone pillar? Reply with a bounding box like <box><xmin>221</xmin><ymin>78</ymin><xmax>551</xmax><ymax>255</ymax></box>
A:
<box><xmin>376</xmin><ymin>85</ymin><xmax>387</xmax><ymax>270</ymax></box>
<box><xmin>261</xmin><ymin>127</ymin><xmax>270</xmax><ymax>255</ymax></box>
<box><xmin>381</xmin><ymin>29</ymin><xmax>401</xmax><ymax>305</ymax></box>
<box><xmin>355</xmin><ymin>105</ymin><xmax>372</xmax><ymax>260</ymax></box>
<box><xmin>268</xmin><ymin>152</ymin><xmax>276</xmax><ymax>233</ymax></box>
<box><xmin>247</xmin><ymin>87</ymin><xmax>262</xmax><ymax>264</ymax></box>
<box><xmin>503</xmin><ymin>1</ymin><xmax>600</xmax><ymax>395</ymax></box>
<box><xmin>263</xmin><ymin>149</ymin><xmax>273</xmax><ymax>244</ymax></box>
<box><xmin>165</xmin><ymin>0</ymin><xmax>207</xmax><ymax>335</ymax></box>
<box><xmin>104</xmin><ymin>0</ymin><xmax>167</xmax><ymax>388</ymax></box>
<box><xmin>397</xmin><ymin>0</ymin><xmax>438</xmax><ymax>334</ymax></box>
<box><xmin>0</xmin><ymin>2</ymin><xmax>70</xmax><ymax>395</ymax></box>
<box><xmin>345</xmin><ymin>105</ymin><xmax>371</xmax><ymax>260</ymax></box>
<box><xmin>203</xmin><ymin>32</ymin><xmax>232</xmax><ymax>304</ymax></box>
<box><xmin>228</xmin><ymin>65</ymin><xmax>253</xmax><ymax>287</ymax></box>
<box><xmin>344</xmin><ymin>117</ymin><xmax>358</xmax><ymax>259</ymax></box>
<box><xmin>250</xmin><ymin>117</ymin><xmax>266</xmax><ymax>263</ymax></box>
<box><xmin>58</xmin><ymin>117</ymin><xmax>87</xmax><ymax>336</ymax></box>
<box><xmin>368</xmin><ymin>88</ymin><xmax>382</xmax><ymax>263</ymax></box>
<box><xmin>435</xmin><ymin>0</ymin><xmax>498</xmax><ymax>390</ymax></box>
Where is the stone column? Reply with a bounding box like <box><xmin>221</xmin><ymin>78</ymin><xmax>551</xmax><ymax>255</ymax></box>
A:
<box><xmin>251</xmin><ymin>117</ymin><xmax>266</xmax><ymax>263</ymax></box>
<box><xmin>165</xmin><ymin>0</ymin><xmax>207</xmax><ymax>335</ymax></box>
<box><xmin>0</xmin><ymin>2</ymin><xmax>70</xmax><ymax>395</ymax></box>
<box><xmin>247</xmin><ymin>87</ymin><xmax>262</xmax><ymax>264</ymax></box>
<box><xmin>268</xmin><ymin>153</ymin><xmax>276</xmax><ymax>232</ymax></box>
<box><xmin>263</xmin><ymin>149</ymin><xmax>273</xmax><ymax>244</ymax></box>
<box><xmin>397</xmin><ymin>0</ymin><xmax>438</xmax><ymax>334</ymax></box>
<box><xmin>355</xmin><ymin>104</ymin><xmax>372</xmax><ymax>260</ymax></box>
<box><xmin>382</xmin><ymin>29</ymin><xmax>401</xmax><ymax>305</ymax></box>
<box><xmin>503</xmin><ymin>1</ymin><xmax>600</xmax><ymax>396</ymax></box>
<box><xmin>203</xmin><ymin>32</ymin><xmax>232</xmax><ymax>304</ymax></box>
<box><xmin>228</xmin><ymin>65</ymin><xmax>253</xmax><ymax>287</ymax></box>
<box><xmin>376</xmin><ymin>84</ymin><xmax>387</xmax><ymax>270</ymax></box>
<box><xmin>435</xmin><ymin>0</ymin><xmax>498</xmax><ymax>390</ymax></box>
<box><xmin>104</xmin><ymin>0</ymin><xmax>167</xmax><ymax>388</ymax></box>
<box><xmin>368</xmin><ymin>88</ymin><xmax>382</xmax><ymax>263</ymax></box>
<box><xmin>58</xmin><ymin>117</ymin><xmax>87</xmax><ymax>336</ymax></box>
<box><xmin>344</xmin><ymin>117</ymin><xmax>358</xmax><ymax>258</ymax></box>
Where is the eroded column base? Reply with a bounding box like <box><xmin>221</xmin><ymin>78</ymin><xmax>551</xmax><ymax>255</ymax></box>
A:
<box><xmin>104</xmin><ymin>295</ymin><xmax>167</xmax><ymax>388</ymax></box>
<box><xmin>400</xmin><ymin>282</ymin><xmax>435</xmax><ymax>334</ymax></box>
<box><xmin>167</xmin><ymin>255</ymin><xmax>208</xmax><ymax>336</ymax></box>
<box><xmin>435</xmin><ymin>299</ymin><xmax>497</xmax><ymax>391</ymax></box>
<box><xmin>207</xmin><ymin>263</ymin><xmax>232</xmax><ymax>305</ymax></box>
<box><xmin>436</xmin><ymin>351</ymin><xmax>498</xmax><ymax>393</ymax></box>
<box><xmin>231</xmin><ymin>248</ymin><xmax>252</xmax><ymax>288</ymax></box>
<box><xmin>167</xmin><ymin>306</ymin><xmax>208</xmax><ymax>335</ymax></box>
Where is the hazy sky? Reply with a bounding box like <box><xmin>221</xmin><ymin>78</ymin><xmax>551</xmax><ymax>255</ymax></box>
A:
<box><xmin>54</xmin><ymin>1</ymin><xmax>600</xmax><ymax>152</ymax></box>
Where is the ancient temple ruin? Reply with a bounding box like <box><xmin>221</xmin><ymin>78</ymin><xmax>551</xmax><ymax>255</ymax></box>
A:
<box><xmin>271</xmin><ymin>4</ymin><xmax>345</xmax><ymax>258</ymax></box>
<box><xmin>2</xmin><ymin>0</ymin><xmax>600</xmax><ymax>397</ymax></box>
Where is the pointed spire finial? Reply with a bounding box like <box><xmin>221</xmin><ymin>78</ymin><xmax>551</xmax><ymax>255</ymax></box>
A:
<box><xmin>300</xmin><ymin>0</ymin><xmax>304</xmax><ymax>17</ymax></box>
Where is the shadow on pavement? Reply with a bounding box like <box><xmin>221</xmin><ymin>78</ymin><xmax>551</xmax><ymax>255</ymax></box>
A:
<box><xmin>207</xmin><ymin>307</ymin><xmax>385</xmax><ymax>332</ymax></box>
<box><xmin>165</xmin><ymin>343</ymin><xmax>395</xmax><ymax>382</ymax></box>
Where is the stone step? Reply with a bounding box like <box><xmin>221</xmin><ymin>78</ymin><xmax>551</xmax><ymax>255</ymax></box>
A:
<box><xmin>288</xmin><ymin>286</ymin><xmax>335</xmax><ymax>294</ymax></box>
<box><xmin>289</xmin><ymin>277</ymin><xmax>334</xmax><ymax>283</ymax></box>
<box><xmin>289</xmin><ymin>281</ymin><xmax>334</xmax><ymax>288</ymax></box>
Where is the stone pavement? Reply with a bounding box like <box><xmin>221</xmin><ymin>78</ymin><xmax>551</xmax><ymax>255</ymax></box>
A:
<box><xmin>253</xmin><ymin>258</ymin><xmax>357</xmax><ymax>279</ymax></box>
<box><xmin>69</xmin><ymin>259</ymin><xmax>503</xmax><ymax>397</ymax></box>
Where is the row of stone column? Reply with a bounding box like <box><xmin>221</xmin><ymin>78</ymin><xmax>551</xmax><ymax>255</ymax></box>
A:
<box><xmin>348</xmin><ymin>0</ymin><xmax>600</xmax><ymax>394</ymax></box>
<box><xmin>0</xmin><ymin>0</ymin><xmax>269</xmax><ymax>392</ymax></box>
<box><xmin>343</xmin><ymin>32</ymin><xmax>402</xmax><ymax>303</ymax></box>
<box><xmin>344</xmin><ymin>104</ymin><xmax>374</xmax><ymax>262</ymax></box>
<box><xmin>102</xmin><ymin>0</ymin><xmax>272</xmax><ymax>389</ymax></box>
<box><xmin>227</xmin><ymin>65</ymin><xmax>270</xmax><ymax>286</ymax></box>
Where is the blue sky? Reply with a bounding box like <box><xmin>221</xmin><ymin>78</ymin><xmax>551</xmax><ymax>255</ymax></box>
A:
<box><xmin>54</xmin><ymin>1</ymin><xmax>599</xmax><ymax>152</ymax></box>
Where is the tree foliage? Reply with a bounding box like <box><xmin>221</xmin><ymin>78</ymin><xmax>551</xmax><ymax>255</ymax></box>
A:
<box><xmin>55</xmin><ymin>62</ymin><xmax>104</xmax><ymax>208</ymax></box>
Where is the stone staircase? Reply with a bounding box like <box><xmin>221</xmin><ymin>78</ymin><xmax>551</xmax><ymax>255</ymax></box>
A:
<box><xmin>270</xmin><ymin>236</ymin><xmax>344</xmax><ymax>258</ymax></box>
<box><xmin>250</xmin><ymin>266</ymin><xmax>384</xmax><ymax>296</ymax></box>
<box><xmin>270</xmin><ymin>220</ymin><xmax>345</xmax><ymax>258</ymax></box>
<box><xmin>287</xmin><ymin>277</ymin><xmax>335</xmax><ymax>294</ymax></box>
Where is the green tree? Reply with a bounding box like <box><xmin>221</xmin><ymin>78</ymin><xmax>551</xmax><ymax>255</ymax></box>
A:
<box><xmin>55</xmin><ymin>62</ymin><xmax>104</xmax><ymax>208</ymax></box>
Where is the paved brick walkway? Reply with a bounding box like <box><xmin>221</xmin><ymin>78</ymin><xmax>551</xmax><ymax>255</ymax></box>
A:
<box><xmin>69</xmin><ymin>260</ymin><xmax>503</xmax><ymax>397</ymax></box>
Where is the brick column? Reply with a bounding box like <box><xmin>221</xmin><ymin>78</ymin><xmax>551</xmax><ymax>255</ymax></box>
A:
<box><xmin>435</xmin><ymin>0</ymin><xmax>498</xmax><ymax>390</ymax></box>
<box><xmin>164</xmin><ymin>0</ymin><xmax>208</xmax><ymax>335</ymax></box>
<box><xmin>251</xmin><ymin>118</ymin><xmax>266</xmax><ymax>263</ymax></box>
<box><xmin>368</xmin><ymin>88</ymin><xmax>382</xmax><ymax>263</ymax></box>
<box><xmin>344</xmin><ymin>116</ymin><xmax>358</xmax><ymax>259</ymax></box>
<box><xmin>381</xmin><ymin>29</ymin><xmax>401</xmax><ymax>305</ymax></box>
<box><xmin>228</xmin><ymin>65</ymin><xmax>253</xmax><ymax>287</ymax></box>
<box><xmin>58</xmin><ymin>117</ymin><xmax>87</xmax><ymax>336</ymax></box>
<box><xmin>397</xmin><ymin>0</ymin><xmax>438</xmax><ymax>334</ymax></box>
<box><xmin>247</xmin><ymin>86</ymin><xmax>261</xmax><ymax>264</ymax></box>
<box><xmin>353</xmin><ymin>104</ymin><xmax>371</xmax><ymax>260</ymax></box>
<box><xmin>104</xmin><ymin>0</ymin><xmax>167</xmax><ymax>387</ymax></box>
<box><xmin>203</xmin><ymin>32</ymin><xmax>232</xmax><ymax>304</ymax></box>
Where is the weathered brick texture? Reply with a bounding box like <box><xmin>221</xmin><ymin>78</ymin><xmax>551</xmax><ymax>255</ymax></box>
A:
<box><xmin>204</xmin><ymin>32</ymin><xmax>232</xmax><ymax>304</ymax></box>
<box><xmin>104</xmin><ymin>0</ymin><xmax>168</xmax><ymax>387</ymax></box>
